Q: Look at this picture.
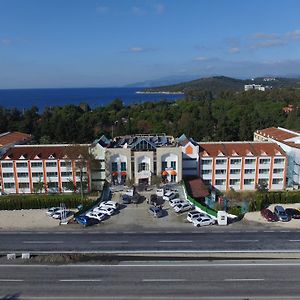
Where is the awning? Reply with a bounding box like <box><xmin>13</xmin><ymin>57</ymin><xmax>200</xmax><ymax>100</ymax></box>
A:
<box><xmin>112</xmin><ymin>172</ymin><xmax>118</xmax><ymax>176</ymax></box>
<box><xmin>121</xmin><ymin>171</ymin><xmax>127</xmax><ymax>176</ymax></box>
<box><xmin>162</xmin><ymin>170</ymin><xmax>168</xmax><ymax>176</ymax></box>
<box><xmin>169</xmin><ymin>170</ymin><xmax>177</xmax><ymax>176</ymax></box>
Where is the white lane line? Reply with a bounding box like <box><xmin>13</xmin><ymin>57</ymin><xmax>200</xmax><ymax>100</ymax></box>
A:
<box><xmin>0</xmin><ymin>279</ymin><xmax>24</xmax><ymax>282</ymax></box>
<box><xmin>289</xmin><ymin>240</ymin><xmax>300</xmax><ymax>242</ymax></box>
<box><xmin>103</xmin><ymin>232</ymin><xmax>118</xmax><ymax>234</ymax></box>
<box><xmin>158</xmin><ymin>240</ymin><xmax>193</xmax><ymax>243</ymax></box>
<box><xmin>280</xmin><ymin>230</ymin><xmax>290</xmax><ymax>233</ymax></box>
<box><xmin>142</xmin><ymin>279</ymin><xmax>186</xmax><ymax>282</ymax></box>
<box><xmin>224</xmin><ymin>278</ymin><xmax>264</xmax><ymax>282</ymax></box>
<box><xmin>22</xmin><ymin>241</ymin><xmax>64</xmax><ymax>244</ymax></box>
<box><xmin>123</xmin><ymin>231</ymin><xmax>136</xmax><ymax>234</ymax></box>
<box><xmin>90</xmin><ymin>241</ymin><xmax>128</xmax><ymax>244</ymax></box>
<box><xmin>165</xmin><ymin>231</ymin><xmax>181</xmax><ymax>234</ymax></box>
<box><xmin>143</xmin><ymin>231</ymin><xmax>157</xmax><ymax>234</ymax></box>
<box><xmin>59</xmin><ymin>279</ymin><xmax>102</xmax><ymax>282</ymax></box>
<box><xmin>264</xmin><ymin>230</ymin><xmax>274</xmax><ymax>233</ymax></box>
<box><xmin>225</xmin><ymin>239</ymin><xmax>259</xmax><ymax>243</ymax></box>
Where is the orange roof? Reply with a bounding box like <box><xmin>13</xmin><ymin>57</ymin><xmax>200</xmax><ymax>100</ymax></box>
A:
<box><xmin>199</xmin><ymin>142</ymin><xmax>286</xmax><ymax>157</ymax></box>
<box><xmin>0</xmin><ymin>132</ymin><xmax>32</xmax><ymax>147</ymax></box>
<box><xmin>255</xmin><ymin>127</ymin><xmax>298</xmax><ymax>142</ymax></box>
<box><xmin>0</xmin><ymin>145</ymin><xmax>89</xmax><ymax>160</ymax></box>
<box><xmin>187</xmin><ymin>177</ymin><xmax>209</xmax><ymax>198</ymax></box>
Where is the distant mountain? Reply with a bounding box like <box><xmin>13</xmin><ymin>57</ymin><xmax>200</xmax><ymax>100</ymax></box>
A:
<box><xmin>125</xmin><ymin>75</ymin><xmax>200</xmax><ymax>88</ymax></box>
<box><xmin>139</xmin><ymin>75</ymin><xmax>300</xmax><ymax>95</ymax></box>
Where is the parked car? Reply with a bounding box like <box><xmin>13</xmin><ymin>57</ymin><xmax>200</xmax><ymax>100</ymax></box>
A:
<box><xmin>86</xmin><ymin>211</ymin><xmax>106</xmax><ymax>221</ymax></box>
<box><xmin>148</xmin><ymin>206</ymin><xmax>164</xmax><ymax>218</ymax></box>
<box><xmin>169</xmin><ymin>198</ymin><xmax>186</xmax><ymax>207</ymax></box>
<box><xmin>193</xmin><ymin>216</ymin><xmax>215</xmax><ymax>227</ymax></box>
<box><xmin>274</xmin><ymin>205</ymin><xmax>290</xmax><ymax>222</ymax></box>
<box><xmin>187</xmin><ymin>211</ymin><xmax>208</xmax><ymax>223</ymax></box>
<box><xmin>285</xmin><ymin>208</ymin><xmax>300</xmax><ymax>219</ymax></box>
<box><xmin>93</xmin><ymin>206</ymin><xmax>115</xmax><ymax>216</ymax></box>
<box><xmin>52</xmin><ymin>209</ymin><xmax>70</xmax><ymax>219</ymax></box>
<box><xmin>173</xmin><ymin>202</ymin><xmax>193</xmax><ymax>213</ymax></box>
<box><xmin>75</xmin><ymin>215</ymin><xmax>98</xmax><ymax>227</ymax></box>
<box><xmin>99</xmin><ymin>200</ymin><xmax>119</xmax><ymax>210</ymax></box>
<box><xmin>122</xmin><ymin>194</ymin><xmax>131</xmax><ymax>204</ymax></box>
<box><xmin>163</xmin><ymin>192</ymin><xmax>178</xmax><ymax>201</ymax></box>
<box><xmin>260</xmin><ymin>208</ymin><xmax>278</xmax><ymax>222</ymax></box>
<box><xmin>46</xmin><ymin>207</ymin><xmax>61</xmax><ymax>217</ymax></box>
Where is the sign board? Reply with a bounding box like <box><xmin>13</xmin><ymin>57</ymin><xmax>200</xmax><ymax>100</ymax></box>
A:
<box><xmin>217</xmin><ymin>211</ymin><xmax>227</xmax><ymax>226</ymax></box>
<box><xmin>156</xmin><ymin>188</ymin><xmax>164</xmax><ymax>197</ymax></box>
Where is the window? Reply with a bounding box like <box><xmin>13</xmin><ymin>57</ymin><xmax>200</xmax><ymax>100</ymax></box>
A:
<box><xmin>138</xmin><ymin>162</ymin><xmax>149</xmax><ymax>172</ymax></box>
<box><xmin>230</xmin><ymin>159</ymin><xmax>241</xmax><ymax>165</ymax></box>
<box><xmin>2</xmin><ymin>173</ymin><xmax>14</xmax><ymax>178</ymax></box>
<box><xmin>46</xmin><ymin>162</ymin><xmax>57</xmax><ymax>167</ymax></box>
<box><xmin>170</xmin><ymin>161</ymin><xmax>176</xmax><ymax>170</ymax></box>
<box><xmin>216</xmin><ymin>169</ymin><xmax>226</xmax><ymax>175</ymax></box>
<box><xmin>245</xmin><ymin>159</ymin><xmax>256</xmax><ymax>165</ymax></box>
<box><xmin>76</xmin><ymin>171</ymin><xmax>86</xmax><ymax>177</ymax></box>
<box><xmin>4</xmin><ymin>182</ymin><xmax>15</xmax><ymax>188</ymax></box>
<box><xmin>245</xmin><ymin>169</ymin><xmax>255</xmax><ymax>174</ymax></box>
<box><xmin>259</xmin><ymin>169</ymin><xmax>269</xmax><ymax>174</ymax></box>
<box><xmin>19</xmin><ymin>183</ymin><xmax>29</xmax><ymax>189</ymax></box>
<box><xmin>48</xmin><ymin>182</ymin><xmax>59</xmax><ymax>188</ymax></box>
<box><xmin>204</xmin><ymin>179</ymin><xmax>212</xmax><ymax>185</ymax></box>
<box><xmin>258</xmin><ymin>179</ymin><xmax>269</xmax><ymax>186</ymax></box>
<box><xmin>230</xmin><ymin>179</ymin><xmax>240</xmax><ymax>185</ymax></box>
<box><xmin>230</xmin><ymin>169</ymin><xmax>240</xmax><ymax>174</ymax></box>
<box><xmin>17</xmin><ymin>172</ymin><xmax>28</xmax><ymax>178</ymax></box>
<box><xmin>244</xmin><ymin>179</ymin><xmax>254</xmax><ymax>185</ymax></box>
<box><xmin>111</xmin><ymin>162</ymin><xmax>118</xmax><ymax>172</ymax></box>
<box><xmin>161</xmin><ymin>161</ymin><xmax>167</xmax><ymax>170</ymax></box>
<box><xmin>259</xmin><ymin>158</ymin><xmax>270</xmax><ymax>165</ymax></box>
<box><xmin>2</xmin><ymin>162</ymin><xmax>13</xmax><ymax>168</ymax></box>
<box><xmin>272</xmin><ymin>178</ymin><xmax>283</xmax><ymax>184</ymax></box>
<box><xmin>121</xmin><ymin>162</ymin><xmax>126</xmax><ymax>171</ymax></box>
<box><xmin>16</xmin><ymin>162</ymin><xmax>28</xmax><ymax>168</ymax></box>
<box><xmin>201</xmin><ymin>159</ymin><xmax>212</xmax><ymax>165</ymax></box>
<box><xmin>31</xmin><ymin>162</ymin><xmax>42</xmax><ymax>168</ymax></box>
<box><xmin>32</xmin><ymin>172</ymin><xmax>44</xmax><ymax>178</ymax></box>
<box><xmin>171</xmin><ymin>175</ymin><xmax>176</xmax><ymax>182</ymax></box>
<box><xmin>274</xmin><ymin>158</ymin><xmax>285</xmax><ymax>164</ymax></box>
<box><xmin>215</xmin><ymin>179</ymin><xmax>226</xmax><ymax>185</ymax></box>
<box><xmin>273</xmin><ymin>168</ymin><xmax>284</xmax><ymax>174</ymax></box>
<box><xmin>60</xmin><ymin>161</ymin><xmax>72</xmax><ymax>167</ymax></box>
<box><xmin>183</xmin><ymin>157</ymin><xmax>197</xmax><ymax>161</ymax></box>
<box><xmin>216</xmin><ymin>159</ymin><xmax>227</xmax><ymax>165</ymax></box>
<box><xmin>47</xmin><ymin>172</ymin><xmax>58</xmax><ymax>177</ymax></box>
<box><xmin>61</xmin><ymin>171</ymin><xmax>72</xmax><ymax>177</ymax></box>
<box><xmin>201</xmin><ymin>169</ymin><xmax>212</xmax><ymax>175</ymax></box>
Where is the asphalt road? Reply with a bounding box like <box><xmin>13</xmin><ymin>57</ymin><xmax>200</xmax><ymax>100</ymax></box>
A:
<box><xmin>1</xmin><ymin>259</ymin><xmax>300</xmax><ymax>299</ymax></box>
<box><xmin>1</xmin><ymin>230</ymin><xmax>300</xmax><ymax>253</ymax></box>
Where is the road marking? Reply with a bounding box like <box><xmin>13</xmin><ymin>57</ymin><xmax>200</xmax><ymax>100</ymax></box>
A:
<box><xmin>280</xmin><ymin>230</ymin><xmax>290</xmax><ymax>233</ymax></box>
<box><xmin>224</xmin><ymin>278</ymin><xmax>264</xmax><ymax>281</ymax></box>
<box><xmin>142</xmin><ymin>279</ymin><xmax>186</xmax><ymax>282</ymax></box>
<box><xmin>22</xmin><ymin>241</ymin><xmax>64</xmax><ymax>244</ymax></box>
<box><xmin>264</xmin><ymin>230</ymin><xmax>274</xmax><ymax>233</ymax></box>
<box><xmin>225</xmin><ymin>239</ymin><xmax>259</xmax><ymax>243</ymax></box>
<box><xmin>103</xmin><ymin>231</ymin><xmax>118</xmax><ymax>234</ymax></box>
<box><xmin>143</xmin><ymin>231</ymin><xmax>157</xmax><ymax>234</ymax></box>
<box><xmin>0</xmin><ymin>279</ymin><xmax>24</xmax><ymax>282</ymax></box>
<box><xmin>165</xmin><ymin>231</ymin><xmax>181</xmax><ymax>234</ymax></box>
<box><xmin>59</xmin><ymin>279</ymin><xmax>102</xmax><ymax>282</ymax></box>
<box><xmin>289</xmin><ymin>240</ymin><xmax>300</xmax><ymax>242</ymax></box>
<box><xmin>90</xmin><ymin>241</ymin><xmax>128</xmax><ymax>244</ymax></box>
<box><xmin>123</xmin><ymin>231</ymin><xmax>136</xmax><ymax>234</ymax></box>
<box><xmin>158</xmin><ymin>240</ymin><xmax>193</xmax><ymax>243</ymax></box>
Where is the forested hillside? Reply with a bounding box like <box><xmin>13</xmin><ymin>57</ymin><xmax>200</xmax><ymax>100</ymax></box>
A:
<box><xmin>0</xmin><ymin>88</ymin><xmax>299</xmax><ymax>144</ymax></box>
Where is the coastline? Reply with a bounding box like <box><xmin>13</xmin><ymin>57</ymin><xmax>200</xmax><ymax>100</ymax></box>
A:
<box><xmin>136</xmin><ymin>91</ymin><xmax>184</xmax><ymax>95</ymax></box>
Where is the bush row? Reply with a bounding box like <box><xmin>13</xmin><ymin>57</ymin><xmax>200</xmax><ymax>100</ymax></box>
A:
<box><xmin>248</xmin><ymin>191</ymin><xmax>300</xmax><ymax>212</ymax></box>
<box><xmin>0</xmin><ymin>194</ymin><xmax>93</xmax><ymax>210</ymax></box>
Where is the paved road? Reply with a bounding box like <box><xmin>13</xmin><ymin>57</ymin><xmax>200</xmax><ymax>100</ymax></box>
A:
<box><xmin>1</xmin><ymin>230</ymin><xmax>300</xmax><ymax>253</ymax></box>
<box><xmin>1</xmin><ymin>259</ymin><xmax>300</xmax><ymax>299</ymax></box>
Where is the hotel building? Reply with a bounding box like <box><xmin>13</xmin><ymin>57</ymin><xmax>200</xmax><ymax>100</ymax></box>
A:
<box><xmin>199</xmin><ymin>142</ymin><xmax>287</xmax><ymax>191</ymax></box>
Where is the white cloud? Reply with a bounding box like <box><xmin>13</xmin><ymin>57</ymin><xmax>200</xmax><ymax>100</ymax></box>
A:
<box><xmin>132</xmin><ymin>6</ymin><xmax>146</xmax><ymax>16</ymax></box>
<box><xmin>1</xmin><ymin>38</ymin><xmax>12</xmax><ymax>46</ymax></box>
<box><xmin>286</xmin><ymin>29</ymin><xmax>300</xmax><ymax>40</ymax></box>
<box><xmin>194</xmin><ymin>56</ymin><xmax>208</xmax><ymax>61</ymax></box>
<box><xmin>96</xmin><ymin>5</ymin><xmax>109</xmax><ymax>14</ymax></box>
<box><xmin>154</xmin><ymin>4</ymin><xmax>165</xmax><ymax>15</ymax></box>
<box><xmin>229</xmin><ymin>47</ymin><xmax>240</xmax><ymax>54</ymax></box>
<box><xmin>130</xmin><ymin>47</ymin><xmax>144</xmax><ymax>53</ymax></box>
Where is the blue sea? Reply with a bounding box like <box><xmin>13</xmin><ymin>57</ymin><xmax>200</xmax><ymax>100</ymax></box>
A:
<box><xmin>0</xmin><ymin>87</ymin><xmax>184</xmax><ymax>111</ymax></box>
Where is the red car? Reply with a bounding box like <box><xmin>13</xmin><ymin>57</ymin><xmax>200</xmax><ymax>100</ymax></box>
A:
<box><xmin>261</xmin><ymin>208</ymin><xmax>278</xmax><ymax>222</ymax></box>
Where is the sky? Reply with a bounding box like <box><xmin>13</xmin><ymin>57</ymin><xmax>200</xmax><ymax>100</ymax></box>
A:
<box><xmin>1</xmin><ymin>0</ymin><xmax>300</xmax><ymax>88</ymax></box>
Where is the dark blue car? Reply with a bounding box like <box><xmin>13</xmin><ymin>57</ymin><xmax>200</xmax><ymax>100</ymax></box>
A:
<box><xmin>75</xmin><ymin>215</ymin><xmax>98</xmax><ymax>227</ymax></box>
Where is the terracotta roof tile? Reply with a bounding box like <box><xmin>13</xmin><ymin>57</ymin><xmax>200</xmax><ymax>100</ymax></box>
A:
<box><xmin>187</xmin><ymin>177</ymin><xmax>209</xmax><ymax>198</ymax></box>
<box><xmin>0</xmin><ymin>132</ymin><xmax>32</xmax><ymax>147</ymax></box>
<box><xmin>255</xmin><ymin>127</ymin><xmax>299</xmax><ymax>141</ymax></box>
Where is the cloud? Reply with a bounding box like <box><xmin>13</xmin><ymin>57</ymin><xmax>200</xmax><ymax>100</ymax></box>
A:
<box><xmin>96</xmin><ymin>5</ymin><xmax>109</xmax><ymax>14</ymax></box>
<box><xmin>229</xmin><ymin>47</ymin><xmax>240</xmax><ymax>54</ymax></box>
<box><xmin>130</xmin><ymin>47</ymin><xmax>145</xmax><ymax>53</ymax></box>
<box><xmin>132</xmin><ymin>6</ymin><xmax>146</xmax><ymax>16</ymax></box>
<box><xmin>286</xmin><ymin>29</ymin><xmax>300</xmax><ymax>40</ymax></box>
<box><xmin>194</xmin><ymin>56</ymin><xmax>208</xmax><ymax>61</ymax></box>
<box><xmin>0</xmin><ymin>38</ymin><xmax>12</xmax><ymax>46</ymax></box>
<box><xmin>154</xmin><ymin>4</ymin><xmax>165</xmax><ymax>15</ymax></box>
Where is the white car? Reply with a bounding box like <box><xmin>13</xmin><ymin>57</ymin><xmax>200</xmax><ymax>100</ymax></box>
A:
<box><xmin>86</xmin><ymin>211</ymin><xmax>106</xmax><ymax>221</ymax></box>
<box><xmin>170</xmin><ymin>198</ymin><xmax>186</xmax><ymax>207</ymax></box>
<box><xmin>93</xmin><ymin>206</ymin><xmax>115</xmax><ymax>216</ymax></box>
<box><xmin>187</xmin><ymin>211</ymin><xmax>208</xmax><ymax>222</ymax></box>
<box><xmin>163</xmin><ymin>192</ymin><xmax>178</xmax><ymax>201</ymax></box>
<box><xmin>46</xmin><ymin>207</ymin><xmax>61</xmax><ymax>217</ymax></box>
<box><xmin>52</xmin><ymin>209</ymin><xmax>70</xmax><ymax>219</ymax></box>
<box><xmin>193</xmin><ymin>216</ymin><xmax>215</xmax><ymax>227</ymax></box>
<box><xmin>99</xmin><ymin>200</ymin><xmax>119</xmax><ymax>210</ymax></box>
<box><xmin>173</xmin><ymin>202</ymin><xmax>193</xmax><ymax>213</ymax></box>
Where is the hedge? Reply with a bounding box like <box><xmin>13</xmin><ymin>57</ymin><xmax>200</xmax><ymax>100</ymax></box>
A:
<box><xmin>248</xmin><ymin>191</ymin><xmax>300</xmax><ymax>212</ymax></box>
<box><xmin>0</xmin><ymin>194</ymin><xmax>93</xmax><ymax>210</ymax></box>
